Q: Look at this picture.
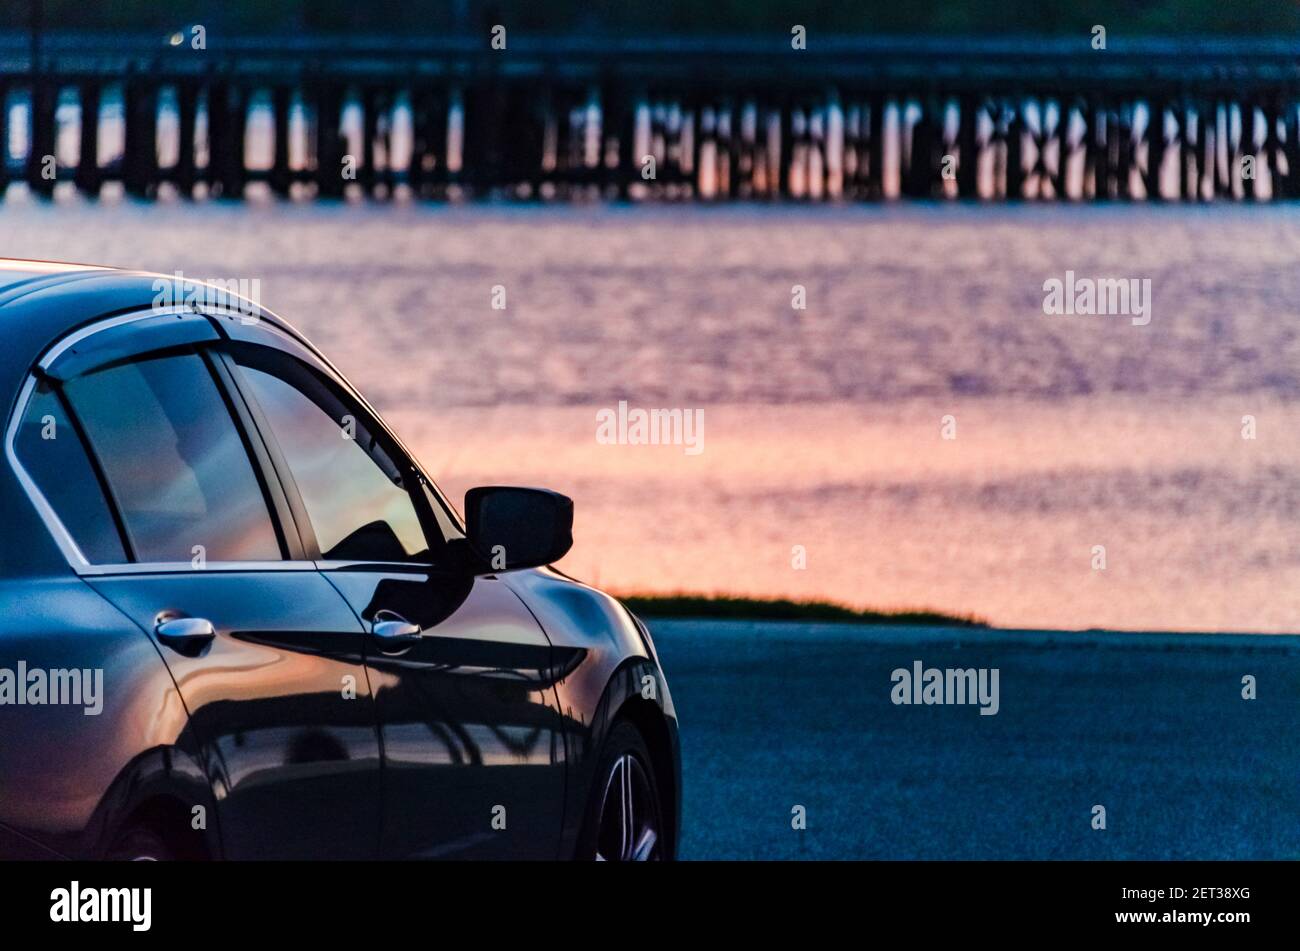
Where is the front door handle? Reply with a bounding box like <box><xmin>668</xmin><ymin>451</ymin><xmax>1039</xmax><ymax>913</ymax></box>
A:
<box><xmin>371</xmin><ymin>611</ymin><xmax>422</xmax><ymax>647</ymax></box>
<box><xmin>154</xmin><ymin>614</ymin><xmax>217</xmax><ymax>654</ymax></box>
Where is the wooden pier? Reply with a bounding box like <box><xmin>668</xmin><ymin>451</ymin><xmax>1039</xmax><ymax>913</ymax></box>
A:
<box><xmin>4</xmin><ymin>32</ymin><xmax>1300</xmax><ymax>201</ymax></box>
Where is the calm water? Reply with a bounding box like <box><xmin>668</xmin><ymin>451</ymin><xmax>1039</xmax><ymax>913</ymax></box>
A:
<box><xmin>2</xmin><ymin>197</ymin><xmax>1298</xmax><ymax>632</ymax></box>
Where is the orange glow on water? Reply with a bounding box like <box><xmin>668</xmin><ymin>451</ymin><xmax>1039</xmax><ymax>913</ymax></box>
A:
<box><xmin>391</xmin><ymin>396</ymin><xmax>1300</xmax><ymax>634</ymax></box>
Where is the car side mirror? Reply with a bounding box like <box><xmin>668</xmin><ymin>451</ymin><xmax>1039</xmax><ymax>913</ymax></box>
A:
<box><xmin>464</xmin><ymin>486</ymin><xmax>573</xmax><ymax>572</ymax></box>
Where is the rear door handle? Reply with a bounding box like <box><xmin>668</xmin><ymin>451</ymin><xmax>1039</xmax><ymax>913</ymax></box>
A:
<box><xmin>154</xmin><ymin>614</ymin><xmax>217</xmax><ymax>654</ymax></box>
<box><xmin>371</xmin><ymin>611</ymin><xmax>422</xmax><ymax>648</ymax></box>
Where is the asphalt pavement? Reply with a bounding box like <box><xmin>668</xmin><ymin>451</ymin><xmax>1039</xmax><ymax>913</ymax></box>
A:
<box><xmin>647</xmin><ymin>620</ymin><xmax>1300</xmax><ymax>859</ymax></box>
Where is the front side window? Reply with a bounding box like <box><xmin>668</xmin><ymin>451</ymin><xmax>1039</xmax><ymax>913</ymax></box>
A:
<box><xmin>235</xmin><ymin>358</ymin><xmax>430</xmax><ymax>562</ymax></box>
<box><xmin>62</xmin><ymin>351</ymin><xmax>282</xmax><ymax>563</ymax></box>
<box><xmin>13</xmin><ymin>381</ymin><xmax>128</xmax><ymax>564</ymax></box>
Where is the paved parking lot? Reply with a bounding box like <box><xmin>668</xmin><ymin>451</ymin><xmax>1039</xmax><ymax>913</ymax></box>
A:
<box><xmin>648</xmin><ymin>619</ymin><xmax>1300</xmax><ymax>859</ymax></box>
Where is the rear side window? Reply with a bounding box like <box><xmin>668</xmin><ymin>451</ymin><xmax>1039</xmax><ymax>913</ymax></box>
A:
<box><xmin>62</xmin><ymin>352</ymin><xmax>282</xmax><ymax>563</ymax></box>
<box><xmin>13</xmin><ymin>381</ymin><xmax>127</xmax><ymax>564</ymax></box>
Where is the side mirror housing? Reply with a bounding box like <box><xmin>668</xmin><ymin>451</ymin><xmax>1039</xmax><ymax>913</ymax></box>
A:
<box><xmin>464</xmin><ymin>486</ymin><xmax>574</xmax><ymax>572</ymax></box>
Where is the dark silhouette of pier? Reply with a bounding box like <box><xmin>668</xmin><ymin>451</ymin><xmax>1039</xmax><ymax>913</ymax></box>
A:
<box><xmin>4</xmin><ymin>31</ymin><xmax>1300</xmax><ymax>201</ymax></box>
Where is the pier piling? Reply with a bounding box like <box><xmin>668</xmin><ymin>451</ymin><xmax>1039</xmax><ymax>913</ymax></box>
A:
<box><xmin>4</xmin><ymin>34</ymin><xmax>1300</xmax><ymax>204</ymax></box>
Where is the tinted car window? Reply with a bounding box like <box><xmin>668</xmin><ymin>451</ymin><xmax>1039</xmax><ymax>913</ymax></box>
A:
<box><xmin>237</xmin><ymin>362</ymin><xmax>429</xmax><ymax>562</ymax></box>
<box><xmin>63</xmin><ymin>352</ymin><xmax>282</xmax><ymax>563</ymax></box>
<box><xmin>13</xmin><ymin>382</ymin><xmax>128</xmax><ymax>564</ymax></box>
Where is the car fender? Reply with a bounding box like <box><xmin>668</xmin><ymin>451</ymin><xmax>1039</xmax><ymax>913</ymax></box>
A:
<box><xmin>500</xmin><ymin>568</ymin><xmax>680</xmax><ymax>857</ymax></box>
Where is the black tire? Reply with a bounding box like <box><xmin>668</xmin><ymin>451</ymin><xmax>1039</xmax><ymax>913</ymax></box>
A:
<box><xmin>106</xmin><ymin>826</ymin><xmax>176</xmax><ymax>862</ymax></box>
<box><xmin>576</xmin><ymin>720</ymin><xmax>666</xmax><ymax>861</ymax></box>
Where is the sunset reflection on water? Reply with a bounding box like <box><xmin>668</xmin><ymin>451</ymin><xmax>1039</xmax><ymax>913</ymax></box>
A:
<box><xmin>5</xmin><ymin>199</ymin><xmax>1298</xmax><ymax>632</ymax></box>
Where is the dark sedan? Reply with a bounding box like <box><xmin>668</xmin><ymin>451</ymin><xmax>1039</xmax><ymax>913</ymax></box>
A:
<box><xmin>0</xmin><ymin>259</ymin><xmax>678</xmax><ymax>861</ymax></box>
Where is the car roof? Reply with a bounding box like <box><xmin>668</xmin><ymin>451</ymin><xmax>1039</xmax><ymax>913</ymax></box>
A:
<box><xmin>0</xmin><ymin>255</ymin><xmax>294</xmax><ymax>440</ymax></box>
<box><xmin>0</xmin><ymin>258</ymin><xmax>110</xmax><ymax>292</ymax></box>
<box><xmin>0</xmin><ymin>258</ymin><xmax>285</xmax><ymax>390</ymax></box>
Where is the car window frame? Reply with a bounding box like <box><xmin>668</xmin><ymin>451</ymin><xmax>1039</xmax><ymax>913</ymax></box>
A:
<box><xmin>207</xmin><ymin>311</ymin><xmax>465</xmax><ymax>548</ymax></box>
<box><xmin>219</xmin><ymin>341</ymin><xmax>454</xmax><ymax>569</ymax></box>
<box><xmin>8</xmin><ymin>305</ymin><xmax>465</xmax><ymax>577</ymax></box>
<box><xmin>5</xmin><ymin>306</ymin><xmax>316</xmax><ymax>577</ymax></box>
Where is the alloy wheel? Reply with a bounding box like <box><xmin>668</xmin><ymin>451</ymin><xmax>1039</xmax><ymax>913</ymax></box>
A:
<box><xmin>595</xmin><ymin>752</ymin><xmax>660</xmax><ymax>861</ymax></box>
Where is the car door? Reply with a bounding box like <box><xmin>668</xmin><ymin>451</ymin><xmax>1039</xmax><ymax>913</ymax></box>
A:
<box><xmin>42</xmin><ymin>325</ymin><xmax>382</xmax><ymax>859</ymax></box>
<box><xmin>220</xmin><ymin>335</ymin><xmax>567</xmax><ymax>859</ymax></box>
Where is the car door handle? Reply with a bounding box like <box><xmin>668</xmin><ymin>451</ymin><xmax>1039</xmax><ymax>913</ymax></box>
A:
<box><xmin>154</xmin><ymin>615</ymin><xmax>217</xmax><ymax>654</ymax></box>
<box><xmin>371</xmin><ymin>613</ymin><xmax>423</xmax><ymax>646</ymax></box>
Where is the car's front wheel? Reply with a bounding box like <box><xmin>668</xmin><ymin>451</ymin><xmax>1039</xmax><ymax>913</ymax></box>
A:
<box><xmin>579</xmin><ymin>721</ymin><xmax>665</xmax><ymax>861</ymax></box>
